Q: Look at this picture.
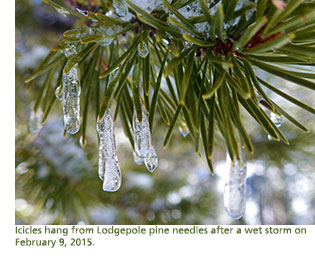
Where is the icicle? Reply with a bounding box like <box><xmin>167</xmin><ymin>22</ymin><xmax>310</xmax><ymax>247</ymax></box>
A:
<box><xmin>76</xmin><ymin>8</ymin><xmax>89</xmax><ymax>17</ymax></box>
<box><xmin>62</xmin><ymin>67</ymin><xmax>81</xmax><ymax>134</ymax></box>
<box><xmin>138</xmin><ymin>42</ymin><xmax>149</xmax><ymax>58</ymax></box>
<box><xmin>55</xmin><ymin>85</ymin><xmax>63</xmax><ymax>100</ymax></box>
<box><xmin>113</xmin><ymin>0</ymin><xmax>128</xmax><ymax>17</ymax></box>
<box><xmin>133</xmin><ymin>151</ymin><xmax>144</xmax><ymax>165</ymax></box>
<box><xmin>97</xmin><ymin>110</ymin><xmax>121</xmax><ymax>192</ymax></box>
<box><xmin>224</xmin><ymin>150</ymin><xmax>247</xmax><ymax>220</ymax></box>
<box><xmin>179</xmin><ymin>121</ymin><xmax>189</xmax><ymax>137</ymax></box>
<box><xmin>133</xmin><ymin>105</ymin><xmax>158</xmax><ymax>172</ymax></box>
<box><xmin>29</xmin><ymin>107</ymin><xmax>43</xmax><ymax>134</ymax></box>
<box><xmin>268</xmin><ymin>112</ymin><xmax>284</xmax><ymax>141</ymax></box>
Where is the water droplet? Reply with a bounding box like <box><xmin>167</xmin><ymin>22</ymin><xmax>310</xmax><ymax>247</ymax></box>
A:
<box><xmin>76</xmin><ymin>8</ymin><xmax>89</xmax><ymax>17</ymax></box>
<box><xmin>179</xmin><ymin>121</ymin><xmax>189</xmax><ymax>137</ymax></box>
<box><xmin>224</xmin><ymin>151</ymin><xmax>247</xmax><ymax>220</ymax></box>
<box><xmin>138</xmin><ymin>42</ymin><xmax>149</xmax><ymax>58</ymax></box>
<box><xmin>133</xmin><ymin>151</ymin><xmax>144</xmax><ymax>165</ymax></box>
<box><xmin>144</xmin><ymin>148</ymin><xmax>159</xmax><ymax>173</ymax></box>
<box><xmin>55</xmin><ymin>85</ymin><xmax>63</xmax><ymax>100</ymax></box>
<box><xmin>97</xmin><ymin>111</ymin><xmax>121</xmax><ymax>192</ymax></box>
<box><xmin>62</xmin><ymin>67</ymin><xmax>81</xmax><ymax>135</ymax></box>
<box><xmin>113</xmin><ymin>0</ymin><xmax>128</xmax><ymax>17</ymax></box>
<box><xmin>267</xmin><ymin>112</ymin><xmax>284</xmax><ymax>141</ymax></box>
<box><xmin>96</xmin><ymin>37</ymin><xmax>112</xmax><ymax>47</ymax></box>
<box><xmin>55</xmin><ymin>8</ymin><xmax>70</xmax><ymax>17</ymax></box>
<box><xmin>63</xmin><ymin>43</ymin><xmax>77</xmax><ymax>58</ymax></box>
<box><xmin>270</xmin><ymin>112</ymin><xmax>283</xmax><ymax>128</ymax></box>
<box><xmin>29</xmin><ymin>107</ymin><xmax>43</xmax><ymax>134</ymax></box>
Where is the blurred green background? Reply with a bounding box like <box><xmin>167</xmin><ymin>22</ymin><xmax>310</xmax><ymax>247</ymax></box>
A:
<box><xmin>15</xmin><ymin>0</ymin><xmax>315</xmax><ymax>225</ymax></box>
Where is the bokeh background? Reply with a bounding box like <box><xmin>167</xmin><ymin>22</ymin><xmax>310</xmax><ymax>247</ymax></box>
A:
<box><xmin>16</xmin><ymin>0</ymin><xmax>315</xmax><ymax>225</ymax></box>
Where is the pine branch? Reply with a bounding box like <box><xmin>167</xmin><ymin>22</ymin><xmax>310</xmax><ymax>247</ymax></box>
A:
<box><xmin>26</xmin><ymin>0</ymin><xmax>315</xmax><ymax>172</ymax></box>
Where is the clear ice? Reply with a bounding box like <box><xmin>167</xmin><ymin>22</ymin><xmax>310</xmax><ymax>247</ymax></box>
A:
<box><xmin>128</xmin><ymin>0</ymin><xmax>163</xmax><ymax>13</ymax></box>
<box><xmin>144</xmin><ymin>147</ymin><xmax>159</xmax><ymax>173</ymax></box>
<box><xmin>55</xmin><ymin>8</ymin><xmax>70</xmax><ymax>17</ymax></box>
<box><xmin>29</xmin><ymin>107</ymin><xmax>43</xmax><ymax>134</ymax></box>
<box><xmin>97</xmin><ymin>110</ymin><xmax>122</xmax><ymax>192</ymax></box>
<box><xmin>113</xmin><ymin>0</ymin><xmax>128</xmax><ymax>17</ymax></box>
<box><xmin>63</xmin><ymin>43</ymin><xmax>77</xmax><ymax>58</ymax></box>
<box><xmin>133</xmin><ymin>151</ymin><xmax>144</xmax><ymax>165</ymax></box>
<box><xmin>224</xmin><ymin>150</ymin><xmax>247</xmax><ymax>220</ymax></box>
<box><xmin>138</xmin><ymin>42</ymin><xmax>149</xmax><ymax>58</ymax></box>
<box><xmin>62</xmin><ymin>67</ymin><xmax>81</xmax><ymax>135</ymax></box>
<box><xmin>95</xmin><ymin>26</ymin><xmax>116</xmax><ymax>47</ymax></box>
<box><xmin>96</xmin><ymin>37</ymin><xmax>112</xmax><ymax>47</ymax></box>
<box><xmin>133</xmin><ymin>105</ymin><xmax>158</xmax><ymax>172</ymax></box>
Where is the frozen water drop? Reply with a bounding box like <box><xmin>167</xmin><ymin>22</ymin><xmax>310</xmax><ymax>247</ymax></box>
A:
<box><xmin>109</xmin><ymin>67</ymin><xmax>119</xmax><ymax>83</ymax></box>
<box><xmin>270</xmin><ymin>112</ymin><xmax>283</xmax><ymax>128</ymax></box>
<box><xmin>144</xmin><ymin>148</ymin><xmax>159</xmax><ymax>173</ymax></box>
<box><xmin>224</xmin><ymin>151</ymin><xmax>247</xmax><ymax>220</ymax></box>
<box><xmin>96</xmin><ymin>37</ymin><xmax>112</xmax><ymax>47</ymax></box>
<box><xmin>179</xmin><ymin>121</ymin><xmax>189</xmax><ymax>137</ymax></box>
<box><xmin>113</xmin><ymin>0</ymin><xmax>128</xmax><ymax>17</ymax></box>
<box><xmin>267</xmin><ymin>112</ymin><xmax>283</xmax><ymax>140</ymax></box>
<box><xmin>133</xmin><ymin>151</ymin><xmax>144</xmax><ymax>165</ymax></box>
<box><xmin>55</xmin><ymin>8</ymin><xmax>70</xmax><ymax>17</ymax></box>
<box><xmin>76</xmin><ymin>8</ymin><xmax>89</xmax><ymax>17</ymax></box>
<box><xmin>138</xmin><ymin>42</ymin><xmax>149</xmax><ymax>58</ymax></box>
<box><xmin>55</xmin><ymin>85</ymin><xmax>63</xmax><ymax>100</ymax></box>
<box><xmin>29</xmin><ymin>107</ymin><xmax>43</xmax><ymax>134</ymax></box>
<box><xmin>62</xmin><ymin>67</ymin><xmax>81</xmax><ymax>134</ymax></box>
